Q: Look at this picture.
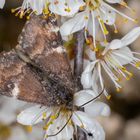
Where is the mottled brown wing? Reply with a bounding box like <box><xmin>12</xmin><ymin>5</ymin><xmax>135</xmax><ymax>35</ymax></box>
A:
<box><xmin>16</xmin><ymin>15</ymin><xmax>75</xmax><ymax>91</ymax></box>
<box><xmin>0</xmin><ymin>50</ymin><xmax>52</xmax><ymax>105</ymax></box>
<box><xmin>0</xmin><ymin>15</ymin><xmax>76</xmax><ymax>107</ymax></box>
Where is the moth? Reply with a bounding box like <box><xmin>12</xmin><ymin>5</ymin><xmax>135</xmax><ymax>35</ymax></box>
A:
<box><xmin>0</xmin><ymin>14</ymin><xmax>77</xmax><ymax>109</ymax></box>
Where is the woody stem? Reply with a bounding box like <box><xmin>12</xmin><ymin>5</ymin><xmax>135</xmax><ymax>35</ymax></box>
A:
<box><xmin>74</xmin><ymin>30</ymin><xmax>87</xmax><ymax>140</ymax></box>
<box><xmin>74</xmin><ymin>29</ymin><xmax>85</xmax><ymax>88</ymax></box>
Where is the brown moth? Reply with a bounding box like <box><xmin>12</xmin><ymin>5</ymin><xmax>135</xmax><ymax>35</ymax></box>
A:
<box><xmin>0</xmin><ymin>14</ymin><xmax>77</xmax><ymax>109</ymax></box>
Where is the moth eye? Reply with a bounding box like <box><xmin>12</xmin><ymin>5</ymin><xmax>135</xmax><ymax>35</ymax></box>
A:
<box><xmin>88</xmin><ymin>132</ymin><xmax>93</xmax><ymax>137</ymax></box>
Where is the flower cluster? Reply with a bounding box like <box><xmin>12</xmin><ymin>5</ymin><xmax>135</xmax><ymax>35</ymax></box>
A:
<box><xmin>81</xmin><ymin>27</ymin><xmax>140</xmax><ymax>98</ymax></box>
<box><xmin>1</xmin><ymin>0</ymin><xmax>140</xmax><ymax>140</ymax></box>
<box><xmin>17</xmin><ymin>90</ymin><xmax>110</xmax><ymax>140</ymax></box>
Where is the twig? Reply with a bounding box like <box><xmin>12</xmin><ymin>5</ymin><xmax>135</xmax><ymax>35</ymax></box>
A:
<box><xmin>74</xmin><ymin>30</ymin><xmax>87</xmax><ymax>140</ymax></box>
<box><xmin>74</xmin><ymin>29</ymin><xmax>85</xmax><ymax>88</ymax></box>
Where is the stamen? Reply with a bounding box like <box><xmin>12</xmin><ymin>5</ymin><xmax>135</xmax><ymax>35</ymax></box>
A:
<box><xmin>135</xmin><ymin>61</ymin><xmax>140</xmax><ymax>67</ymax></box>
<box><xmin>26</xmin><ymin>126</ymin><xmax>32</xmax><ymax>133</ymax></box>
<box><xmin>98</xmin><ymin>17</ymin><xmax>109</xmax><ymax>35</ymax></box>
<box><xmin>65</xmin><ymin>7</ymin><xmax>71</xmax><ymax>13</ymax></box>
<box><xmin>74</xmin><ymin>112</ymin><xmax>84</xmax><ymax>128</ymax></box>
<box><xmin>120</xmin><ymin>1</ymin><xmax>136</xmax><ymax>14</ymax></box>
<box><xmin>113</xmin><ymin>24</ymin><xmax>118</xmax><ymax>33</ymax></box>
<box><xmin>116</xmin><ymin>87</ymin><xmax>121</xmax><ymax>92</ymax></box>
<box><xmin>42</xmin><ymin>112</ymin><xmax>47</xmax><ymax>120</ymax></box>
<box><xmin>46</xmin><ymin>112</ymin><xmax>73</xmax><ymax>138</ymax></box>
<box><xmin>106</xmin><ymin>94</ymin><xmax>111</xmax><ymax>100</ymax></box>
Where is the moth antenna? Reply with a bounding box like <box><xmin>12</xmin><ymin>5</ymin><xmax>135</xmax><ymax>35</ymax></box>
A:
<box><xmin>79</xmin><ymin>87</ymin><xmax>105</xmax><ymax>108</ymax></box>
<box><xmin>45</xmin><ymin>111</ymin><xmax>73</xmax><ymax>138</ymax></box>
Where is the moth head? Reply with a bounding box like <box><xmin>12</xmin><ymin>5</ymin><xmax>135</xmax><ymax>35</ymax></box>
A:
<box><xmin>42</xmin><ymin>88</ymin><xmax>104</xmax><ymax>139</ymax></box>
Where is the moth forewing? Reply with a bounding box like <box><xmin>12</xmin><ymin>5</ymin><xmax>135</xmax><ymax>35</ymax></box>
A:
<box><xmin>0</xmin><ymin>14</ymin><xmax>76</xmax><ymax>109</ymax></box>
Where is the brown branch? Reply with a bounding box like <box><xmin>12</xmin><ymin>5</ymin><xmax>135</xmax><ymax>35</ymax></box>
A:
<box><xmin>74</xmin><ymin>30</ymin><xmax>87</xmax><ymax>140</ymax></box>
<box><xmin>74</xmin><ymin>29</ymin><xmax>85</xmax><ymax>88</ymax></box>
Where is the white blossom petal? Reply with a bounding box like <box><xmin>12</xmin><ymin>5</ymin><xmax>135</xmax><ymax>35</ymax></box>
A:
<box><xmin>46</xmin><ymin>113</ymin><xmax>73</xmax><ymax>140</ymax></box>
<box><xmin>81</xmin><ymin>61</ymin><xmax>98</xmax><ymax>89</ymax></box>
<box><xmin>91</xmin><ymin>67</ymin><xmax>102</xmax><ymax>95</ymax></box>
<box><xmin>72</xmin><ymin>111</ymin><xmax>105</xmax><ymax>140</ymax></box>
<box><xmin>17</xmin><ymin>105</ymin><xmax>49</xmax><ymax>125</ymax></box>
<box><xmin>0</xmin><ymin>0</ymin><xmax>5</xmax><ymax>9</ymax></box>
<box><xmin>105</xmin><ymin>0</ymin><xmax>122</xmax><ymax>4</ymax></box>
<box><xmin>121</xmin><ymin>27</ymin><xmax>140</xmax><ymax>46</ymax></box>
<box><xmin>49</xmin><ymin>0</ymin><xmax>85</xmax><ymax>16</ymax></box>
<box><xmin>113</xmin><ymin>47</ymin><xmax>134</xmax><ymax>65</ymax></box>
<box><xmin>99</xmin><ymin>4</ymin><xmax>116</xmax><ymax>25</ymax></box>
<box><xmin>108</xmin><ymin>39</ymin><xmax>123</xmax><ymax>50</ymax></box>
<box><xmin>60</xmin><ymin>11</ymin><xmax>87</xmax><ymax>36</ymax></box>
<box><xmin>30</xmin><ymin>0</ymin><xmax>46</xmax><ymax>15</ymax></box>
<box><xmin>86</xmin><ymin>48</ymin><xmax>96</xmax><ymax>61</ymax></box>
<box><xmin>74</xmin><ymin>90</ymin><xmax>97</xmax><ymax>106</ymax></box>
<box><xmin>84</xmin><ymin>101</ymin><xmax>111</xmax><ymax>117</ymax></box>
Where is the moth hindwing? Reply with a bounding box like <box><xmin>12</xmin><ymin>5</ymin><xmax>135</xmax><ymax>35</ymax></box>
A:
<box><xmin>0</xmin><ymin>15</ymin><xmax>76</xmax><ymax>108</ymax></box>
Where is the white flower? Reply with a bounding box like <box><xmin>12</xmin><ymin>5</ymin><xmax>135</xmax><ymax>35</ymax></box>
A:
<box><xmin>11</xmin><ymin>0</ymin><xmax>85</xmax><ymax>19</ymax></box>
<box><xmin>17</xmin><ymin>90</ymin><xmax>110</xmax><ymax>140</ymax></box>
<box><xmin>0</xmin><ymin>96</ymin><xmax>26</xmax><ymax>125</ymax></box>
<box><xmin>49</xmin><ymin>0</ymin><xmax>85</xmax><ymax>16</ymax></box>
<box><xmin>60</xmin><ymin>0</ymin><xmax>137</xmax><ymax>49</ymax></box>
<box><xmin>81</xmin><ymin>27</ymin><xmax>140</xmax><ymax>98</ymax></box>
<box><xmin>0</xmin><ymin>0</ymin><xmax>5</xmax><ymax>9</ymax></box>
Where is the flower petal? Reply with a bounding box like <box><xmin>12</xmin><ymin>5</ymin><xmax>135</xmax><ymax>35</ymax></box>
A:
<box><xmin>72</xmin><ymin>111</ymin><xmax>105</xmax><ymax>140</ymax></box>
<box><xmin>121</xmin><ymin>27</ymin><xmax>140</xmax><ymax>46</ymax></box>
<box><xmin>30</xmin><ymin>0</ymin><xmax>46</xmax><ymax>15</ymax></box>
<box><xmin>60</xmin><ymin>11</ymin><xmax>87</xmax><ymax>36</ymax></box>
<box><xmin>46</xmin><ymin>112</ymin><xmax>74</xmax><ymax>140</ymax></box>
<box><xmin>108</xmin><ymin>39</ymin><xmax>123</xmax><ymax>50</ymax></box>
<box><xmin>74</xmin><ymin>90</ymin><xmax>97</xmax><ymax>106</ymax></box>
<box><xmin>86</xmin><ymin>48</ymin><xmax>96</xmax><ymax>61</ymax></box>
<box><xmin>112</xmin><ymin>47</ymin><xmax>134</xmax><ymax>65</ymax></box>
<box><xmin>99</xmin><ymin>4</ymin><xmax>116</xmax><ymax>25</ymax></box>
<box><xmin>81</xmin><ymin>61</ymin><xmax>98</xmax><ymax>89</ymax></box>
<box><xmin>0</xmin><ymin>0</ymin><xmax>5</xmax><ymax>9</ymax></box>
<box><xmin>91</xmin><ymin>67</ymin><xmax>102</xmax><ymax>94</ymax></box>
<box><xmin>17</xmin><ymin>105</ymin><xmax>50</xmax><ymax>125</ymax></box>
<box><xmin>84</xmin><ymin>101</ymin><xmax>111</xmax><ymax>117</ymax></box>
<box><xmin>49</xmin><ymin>0</ymin><xmax>85</xmax><ymax>16</ymax></box>
<box><xmin>105</xmin><ymin>0</ymin><xmax>122</xmax><ymax>4</ymax></box>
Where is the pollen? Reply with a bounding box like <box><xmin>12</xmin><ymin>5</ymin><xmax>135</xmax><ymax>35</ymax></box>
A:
<box><xmin>42</xmin><ymin>112</ymin><xmax>47</xmax><ymax>120</ymax></box>
<box><xmin>99</xmin><ymin>18</ymin><xmax>109</xmax><ymax>35</ymax></box>
<box><xmin>114</xmin><ymin>29</ymin><xmax>118</xmax><ymax>34</ymax></box>
<box><xmin>79</xmin><ymin>6</ymin><xmax>85</xmax><ymax>11</ymax></box>
<box><xmin>25</xmin><ymin>126</ymin><xmax>32</xmax><ymax>133</ymax></box>
<box><xmin>65</xmin><ymin>7</ymin><xmax>71</xmax><ymax>13</ymax></box>
<box><xmin>116</xmin><ymin>87</ymin><xmax>121</xmax><ymax>92</ymax></box>
<box><xmin>106</xmin><ymin>95</ymin><xmax>111</xmax><ymax>100</ymax></box>
<box><xmin>134</xmin><ymin>19</ymin><xmax>138</xmax><ymax>23</ymax></box>
<box><xmin>94</xmin><ymin>47</ymin><xmax>99</xmax><ymax>52</ymax></box>
<box><xmin>135</xmin><ymin>61</ymin><xmax>140</xmax><ymax>67</ymax></box>
<box><xmin>86</xmin><ymin>38</ymin><xmax>91</xmax><ymax>45</ymax></box>
<box><xmin>104</xmin><ymin>39</ymin><xmax>108</xmax><ymax>44</ymax></box>
<box><xmin>84</xmin><ymin>16</ymin><xmax>89</xmax><ymax>20</ymax></box>
<box><xmin>124</xmin><ymin>18</ymin><xmax>128</xmax><ymax>23</ymax></box>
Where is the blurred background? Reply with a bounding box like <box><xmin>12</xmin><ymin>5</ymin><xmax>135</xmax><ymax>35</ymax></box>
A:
<box><xmin>0</xmin><ymin>0</ymin><xmax>140</xmax><ymax>140</ymax></box>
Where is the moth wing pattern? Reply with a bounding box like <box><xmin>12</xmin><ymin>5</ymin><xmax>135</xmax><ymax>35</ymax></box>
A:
<box><xmin>0</xmin><ymin>50</ymin><xmax>50</xmax><ymax>105</ymax></box>
<box><xmin>17</xmin><ymin>15</ymin><xmax>75</xmax><ymax>91</ymax></box>
<box><xmin>0</xmin><ymin>15</ymin><xmax>76</xmax><ymax>107</ymax></box>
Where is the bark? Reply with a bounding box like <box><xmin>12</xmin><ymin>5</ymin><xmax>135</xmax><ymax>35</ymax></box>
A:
<box><xmin>74</xmin><ymin>29</ymin><xmax>85</xmax><ymax>88</ymax></box>
<box><xmin>74</xmin><ymin>30</ymin><xmax>87</xmax><ymax>140</ymax></box>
